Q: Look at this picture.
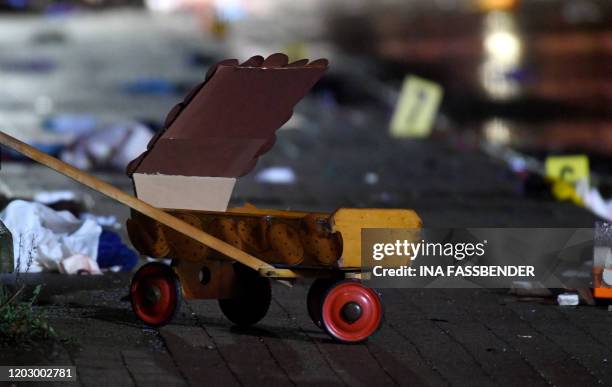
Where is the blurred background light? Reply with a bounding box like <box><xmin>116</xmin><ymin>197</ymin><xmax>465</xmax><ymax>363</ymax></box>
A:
<box><xmin>477</xmin><ymin>0</ymin><xmax>518</xmax><ymax>12</ymax></box>
<box><xmin>484</xmin><ymin>31</ymin><xmax>520</xmax><ymax>61</ymax></box>
<box><xmin>480</xmin><ymin>10</ymin><xmax>522</xmax><ymax>100</ymax></box>
<box><xmin>482</xmin><ymin>118</ymin><xmax>511</xmax><ymax>146</ymax></box>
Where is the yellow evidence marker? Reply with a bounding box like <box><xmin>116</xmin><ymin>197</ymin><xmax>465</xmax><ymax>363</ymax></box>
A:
<box><xmin>390</xmin><ymin>75</ymin><xmax>443</xmax><ymax>138</ymax></box>
<box><xmin>545</xmin><ymin>155</ymin><xmax>589</xmax><ymax>204</ymax></box>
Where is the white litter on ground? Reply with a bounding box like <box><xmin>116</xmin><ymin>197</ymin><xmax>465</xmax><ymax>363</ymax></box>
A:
<box><xmin>80</xmin><ymin>213</ymin><xmax>121</xmax><ymax>229</ymax></box>
<box><xmin>255</xmin><ymin>166</ymin><xmax>296</xmax><ymax>184</ymax></box>
<box><xmin>364</xmin><ymin>172</ymin><xmax>379</xmax><ymax>185</ymax></box>
<box><xmin>34</xmin><ymin>190</ymin><xmax>77</xmax><ymax>204</ymax></box>
<box><xmin>0</xmin><ymin>200</ymin><xmax>101</xmax><ymax>273</ymax></box>
<box><xmin>60</xmin><ymin>254</ymin><xmax>102</xmax><ymax>275</ymax></box>
<box><xmin>557</xmin><ymin>292</ymin><xmax>580</xmax><ymax>306</ymax></box>
<box><xmin>61</xmin><ymin>122</ymin><xmax>152</xmax><ymax>171</ymax></box>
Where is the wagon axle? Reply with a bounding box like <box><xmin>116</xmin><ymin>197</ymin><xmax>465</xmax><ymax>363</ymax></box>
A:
<box><xmin>340</xmin><ymin>302</ymin><xmax>363</xmax><ymax>323</ymax></box>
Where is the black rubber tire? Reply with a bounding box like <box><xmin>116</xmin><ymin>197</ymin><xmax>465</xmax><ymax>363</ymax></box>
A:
<box><xmin>307</xmin><ymin>278</ymin><xmax>336</xmax><ymax>328</ymax></box>
<box><xmin>218</xmin><ymin>264</ymin><xmax>271</xmax><ymax>326</ymax></box>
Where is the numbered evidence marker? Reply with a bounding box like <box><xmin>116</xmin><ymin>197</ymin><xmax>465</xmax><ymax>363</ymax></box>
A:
<box><xmin>283</xmin><ymin>42</ymin><xmax>308</xmax><ymax>63</ymax></box>
<box><xmin>390</xmin><ymin>75</ymin><xmax>443</xmax><ymax>138</ymax></box>
<box><xmin>545</xmin><ymin>155</ymin><xmax>590</xmax><ymax>184</ymax></box>
<box><xmin>545</xmin><ymin>155</ymin><xmax>589</xmax><ymax>203</ymax></box>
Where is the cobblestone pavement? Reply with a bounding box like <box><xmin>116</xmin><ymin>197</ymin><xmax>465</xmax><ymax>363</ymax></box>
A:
<box><xmin>1</xmin><ymin>275</ymin><xmax>612</xmax><ymax>387</ymax></box>
<box><xmin>0</xmin><ymin>156</ymin><xmax>607</xmax><ymax>387</ymax></box>
<box><xmin>0</xmin><ymin>150</ymin><xmax>605</xmax><ymax>387</ymax></box>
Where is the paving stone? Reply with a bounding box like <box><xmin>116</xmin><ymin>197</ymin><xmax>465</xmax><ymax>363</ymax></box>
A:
<box><xmin>401</xmin><ymin>289</ymin><xmax>548</xmax><ymax>387</ymax></box>
<box><xmin>159</xmin><ymin>323</ymin><xmax>238</xmax><ymax>386</ymax></box>
<box><xmin>186</xmin><ymin>300</ymin><xmax>294</xmax><ymax>387</ymax></box>
<box><xmin>449</xmin><ymin>290</ymin><xmax>600</xmax><ymax>386</ymax></box>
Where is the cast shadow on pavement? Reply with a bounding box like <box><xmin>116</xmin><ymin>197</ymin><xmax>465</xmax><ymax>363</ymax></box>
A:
<box><xmin>83</xmin><ymin>303</ymin><xmax>350</xmax><ymax>346</ymax></box>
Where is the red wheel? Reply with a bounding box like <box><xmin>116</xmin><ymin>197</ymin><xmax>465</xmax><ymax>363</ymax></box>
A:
<box><xmin>130</xmin><ymin>262</ymin><xmax>181</xmax><ymax>326</ymax></box>
<box><xmin>321</xmin><ymin>280</ymin><xmax>382</xmax><ymax>343</ymax></box>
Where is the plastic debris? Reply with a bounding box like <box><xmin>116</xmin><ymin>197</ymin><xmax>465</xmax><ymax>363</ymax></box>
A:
<box><xmin>59</xmin><ymin>254</ymin><xmax>102</xmax><ymax>275</ymax></box>
<box><xmin>576</xmin><ymin>180</ymin><xmax>612</xmax><ymax>221</ymax></box>
<box><xmin>34</xmin><ymin>190</ymin><xmax>77</xmax><ymax>204</ymax></box>
<box><xmin>33</xmin><ymin>190</ymin><xmax>94</xmax><ymax>215</ymax></box>
<box><xmin>0</xmin><ymin>58</ymin><xmax>56</xmax><ymax>73</ymax></box>
<box><xmin>364</xmin><ymin>172</ymin><xmax>379</xmax><ymax>185</ymax></box>
<box><xmin>0</xmin><ymin>200</ymin><xmax>101</xmax><ymax>273</ymax></box>
<box><xmin>121</xmin><ymin>78</ymin><xmax>179</xmax><ymax>95</ymax></box>
<box><xmin>97</xmin><ymin>230</ymin><xmax>138</xmax><ymax>273</ymax></box>
<box><xmin>0</xmin><ymin>200</ymin><xmax>136</xmax><ymax>274</ymax></box>
<box><xmin>255</xmin><ymin>166</ymin><xmax>296</xmax><ymax>185</ymax></box>
<box><xmin>81</xmin><ymin>213</ymin><xmax>120</xmax><ymax>229</ymax></box>
<box><xmin>557</xmin><ymin>292</ymin><xmax>579</xmax><ymax>306</ymax></box>
<box><xmin>44</xmin><ymin>114</ymin><xmax>98</xmax><ymax>135</ymax></box>
<box><xmin>61</xmin><ymin>122</ymin><xmax>152</xmax><ymax>171</ymax></box>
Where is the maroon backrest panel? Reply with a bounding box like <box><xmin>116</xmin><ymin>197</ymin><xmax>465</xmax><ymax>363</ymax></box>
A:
<box><xmin>127</xmin><ymin>54</ymin><xmax>328</xmax><ymax>178</ymax></box>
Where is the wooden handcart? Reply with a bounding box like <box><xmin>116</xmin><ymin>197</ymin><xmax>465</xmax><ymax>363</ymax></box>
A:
<box><xmin>0</xmin><ymin>131</ymin><xmax>421</xmax><ymax>343</ymax></box>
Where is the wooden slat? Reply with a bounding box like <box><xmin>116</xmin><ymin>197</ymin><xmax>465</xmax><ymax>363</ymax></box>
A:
<box><xmin>331</xmin><ymin>208</ymin><xmax>422</xmax><ymax>268</ymax></box>
<box><xmin>0</xmin><ymin>131</ymin><xmax>296</xmax><ymax>278</ymax></box>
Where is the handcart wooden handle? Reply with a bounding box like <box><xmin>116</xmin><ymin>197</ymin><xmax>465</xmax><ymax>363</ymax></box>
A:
<box><xmin>0</xmin><ymin>131</ymin><xmax>295</xmax><ymax>278</ymax></box>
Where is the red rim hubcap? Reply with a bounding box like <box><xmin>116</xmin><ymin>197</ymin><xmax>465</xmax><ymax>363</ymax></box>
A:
<box><xmin>322</xmin><ymin>281</ymin><xmax>382</xmax><ymax>342</ymax></box>
<box><xmin>131</xmin><ymin>265</ymin><xmax>177</xmax><ymax>326</ymax></box>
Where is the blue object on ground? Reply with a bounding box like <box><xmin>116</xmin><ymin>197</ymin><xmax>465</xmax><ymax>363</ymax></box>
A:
<box><xmin>97</xmin><ymin>230</ymin><xmax>138</xmax><ymax>272</ymax></box>
<box><xmin>0</xmin><ymin>59</ymin><xmax>56</xmax><ymax>73</ymax></box>
<box><xmin>7</xmin><ymin>0</ymin><xmax>28</xmax><ymax>9</ymax></box>
<box><xmin>34</xmin><ymin>143</ymin><xmax>64</xmax><ymax>156</ymax></box>
<box><xmin>43</xmin><ymin>114</ymin><xmax>98</xmax><ymax>134</ymax></box>
<box><xmin>121</xmin><ymin>78</ymin><xmax>178</xmax><ymax>95</ymax></box>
